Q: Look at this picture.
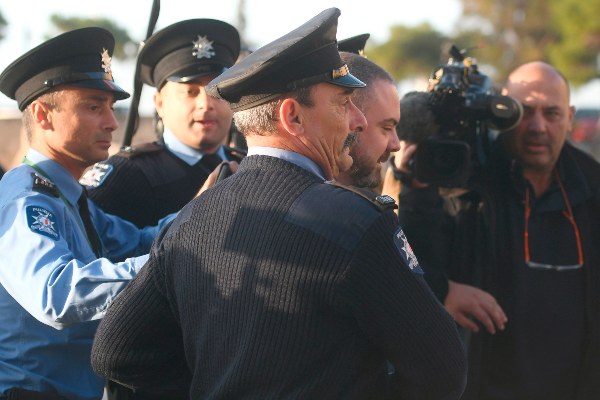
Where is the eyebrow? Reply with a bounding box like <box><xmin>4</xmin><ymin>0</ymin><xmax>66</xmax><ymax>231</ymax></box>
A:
<box><xmin>522</xmin><ymin>103</ymin><xmax>561</xmax><ymax>112</ymax></box>
<box><xmin>380</xmin><ymin>117</ymin><xmax>399</xmax><ymax>126</ymax></box>
<box><xmin>81</xmin><ymin>94</ymin><xmax>115</xmax><ymax>104</ymax></box>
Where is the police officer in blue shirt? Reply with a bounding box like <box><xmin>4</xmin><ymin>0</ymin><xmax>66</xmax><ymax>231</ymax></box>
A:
<box><xmin>0</xmin><ymin>28</ymin><xmax>176</xmax><ymax>400</ymax></box>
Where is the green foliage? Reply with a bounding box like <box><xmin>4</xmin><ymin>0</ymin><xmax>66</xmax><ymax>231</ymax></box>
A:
<box><xmin>548</xmin><ymin>0</ymin><xmax>600</xmax><ymax>84</ymax></box>
<box><xmin>369</xmin><ymin>23</ymin><xmax>448</xmax><ymax>82</ymax></box>
<box><xmin>49</xmin><ymin>15</ymin><xmax>135</xmax><ymax>59</ymax></box>
<box><xmin>368</xmin><ymin>0</ymin><xmax>600</xmax><ymax>86</ymax></box>
<box><xmin>5</xmin><ymin>0</ymin><xmax>596</xmax><ymax>86</ymax></box>
<box><xmin>456</xmin><ymin>0</ymin><xmax>600</xmax><ymax>85</ymax></box>
<box><xmin>443</xmin><ymin>0</ymin><xmax>555</xmax><ymax>81</ymax></box>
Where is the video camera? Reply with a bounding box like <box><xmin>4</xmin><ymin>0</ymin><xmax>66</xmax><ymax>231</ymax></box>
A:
<box><xmin>410</xmin><ymin>45</ymin><xmax>523</xmax><ymax>187</ymax></box>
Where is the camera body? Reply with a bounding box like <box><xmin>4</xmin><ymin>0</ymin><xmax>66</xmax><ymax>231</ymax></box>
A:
<box><xmin>412</xmin><ymin>45</ymin><xmax>523</xmax><ymax>187</ymax></box>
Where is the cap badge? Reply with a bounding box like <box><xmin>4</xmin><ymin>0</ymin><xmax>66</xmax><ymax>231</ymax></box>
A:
<box><xmin>192</xmin><ymin>35</ymin><xmax>215</xmax><ymax>59</ymax></box>
<box><xmin>101</xmin><ymin>48</ymin><xmax>112</xmax><ymax>75</ymax></box>
<box><xmin>332</xmin><ymin>64</ymin><xmax>349</xmax><ymax>80</ymax></box>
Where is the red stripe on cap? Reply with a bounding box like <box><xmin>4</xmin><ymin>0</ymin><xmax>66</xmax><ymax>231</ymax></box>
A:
<box><xmin>103</xmin><ymin>79</ymin><xmax>117</xmax><ymax>90</ymax></box>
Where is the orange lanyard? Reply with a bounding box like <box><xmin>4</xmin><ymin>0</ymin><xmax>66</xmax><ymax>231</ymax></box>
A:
<box><xmin>523</xmin><ymin>169</ymin><xmax>583</xmax><ymax>266</ymax></box>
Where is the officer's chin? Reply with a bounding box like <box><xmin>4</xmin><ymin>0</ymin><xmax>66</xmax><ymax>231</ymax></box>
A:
<box><xmin>337</xmin><ymin>149</ymin><xmax>354</xmax><ymax>174</ymax></box>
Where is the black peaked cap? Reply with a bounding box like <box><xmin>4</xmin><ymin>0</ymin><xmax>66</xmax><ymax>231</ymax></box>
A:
<box><xmin>206</xmin><ymin>8</ymin><xmax>365</xmax><ymax>111</ymax></box>
<box><xmin>338</xmin><ymin>33</ymin><xmax>370</xmax><ymax>55</ymax></box>
<box><xmin>139</xmin><ymin>19</ymin><xmax>241</xmax><ymax>89</ymax></box>
<box><xmin>0</xmin><ymin>27</ymin><xmax>129</xmax><ymax>111</ymax></box>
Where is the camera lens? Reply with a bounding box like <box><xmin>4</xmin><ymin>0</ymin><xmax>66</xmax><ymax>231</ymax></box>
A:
<box><xmin>487</xmin><ymin>95</ymin><xmax>524</xmax><ymax>131</ymax></box>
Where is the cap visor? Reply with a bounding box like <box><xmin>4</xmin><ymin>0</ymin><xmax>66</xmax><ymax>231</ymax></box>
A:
<box><xmin>327</xmin><ymin>72</ymin><xmax>365</xmax><ymax>88</ymax></box>
<box><xmin>72</xmin><ymin>79</ymin><xmax>130</xmax><ymax>100</ymax></box>
<box><xmin>168</xmin><ymin>71</ymin><xmax>225</xmax><ymax>84</ymax></box>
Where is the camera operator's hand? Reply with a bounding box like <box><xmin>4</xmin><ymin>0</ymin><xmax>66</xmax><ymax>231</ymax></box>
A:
<box><xmin>382</xmin><ymin>141</ymin><xmax>429</xmax><ymax>211</ymax></box>
<box><xmin>195</xmin><ymin>161</ymin><xmax>239</xmax><ymax>198</ymax></box>
<box><xmin>393</xmin><ymin>140</ymin><xmax>414</xmax><ymax>172</ymax></box>
<box><xmin>444</xmin><ymin>280</ymin><xmax>507</xmax><ymax>334</ymax></box>
<box><xmin>392</xmin><ymin>141</ymin><xmax>428</xmax><ymax>189</ymax></box>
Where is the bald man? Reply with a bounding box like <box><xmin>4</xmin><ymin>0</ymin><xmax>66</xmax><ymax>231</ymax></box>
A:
<box><xmin>390</xmin><ymin>61</ymin><xmax>600</xmax><ymax>399</ymax></box>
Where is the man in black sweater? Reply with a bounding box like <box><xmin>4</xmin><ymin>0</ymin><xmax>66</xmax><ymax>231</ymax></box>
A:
<box><xmin>91</xmin><ymin>8</ymin><xmax>467</xmax><ymax>399</ymax></box>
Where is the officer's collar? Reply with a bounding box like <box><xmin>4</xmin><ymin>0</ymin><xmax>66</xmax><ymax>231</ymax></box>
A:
<box><xmin>26</xmin><ymin>148</ymin><xmax>83</xmax><ymax>205</ymax></box>
<box><xmin>246</xmin><ymin>146</ymin><xmax>326</xmax><ymax>180</ymax></box>
<box><xmin>162</xmin><ymin>129</ymin><xmax>227</xmax><ymax>165</ymax></box>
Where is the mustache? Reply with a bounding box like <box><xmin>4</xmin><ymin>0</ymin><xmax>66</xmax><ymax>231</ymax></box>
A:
<box><xmin>378</xmin><ymin>151</ymin><xmax>391</xmax><ymax>164</ymax></box>
<box><xmin>523</xmin><ymin>131</ymin><xmax>551</xmax><ymax>145</ymax></box>
<box><xmin>343</xmin><ymin>132</ymin><xmax>359</xmax><ymax>148</ymax></box>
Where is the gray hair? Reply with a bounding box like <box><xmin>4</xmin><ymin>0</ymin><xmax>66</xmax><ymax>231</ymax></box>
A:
<box><xmin>233</xmin><ymin>86</ymin><xmax>313</xmax><ymax>136</ymax></box>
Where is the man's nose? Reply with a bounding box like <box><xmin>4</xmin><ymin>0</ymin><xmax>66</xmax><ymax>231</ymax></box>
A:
<box><xmin>388</xmin><ymin>128</ymin><xmax>401</xmax><ymax>152</ymax></box>
<box><xmin>349</xmin><ymin>101</ymin><xmax>367</xmax><ymax>133</ymax></box>
<box><xmin>104</xmin><ymin>109</ymin><xmax>119</xmax><ymax>131</ymax></box>
<box><xmin>527</xmin><ymin>109</ymin><xmax>547</xmax><ymax>133</ymax></box>
<box><xmin>195</xmin><ymin>88</ymin><xmax>214</xmax><ymax>110</ymax></box>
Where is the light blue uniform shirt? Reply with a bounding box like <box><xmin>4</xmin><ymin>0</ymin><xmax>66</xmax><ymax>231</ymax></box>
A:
<box><xmin>247</xmin><ymin>146</ymin><xmax>326</xmax><ymax>181</ymax></box>
<box><xmin>0</xmin><ymin>149</ymin><xmax>175</xmax><ymax>399</ymax></box>
<box><xmin>163</xmin><ymin>129</ymin><xmax>228</xmax><ymax>166</ymax></box>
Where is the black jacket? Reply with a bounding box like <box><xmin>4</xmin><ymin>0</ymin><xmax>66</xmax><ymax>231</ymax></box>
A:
<box><xmin>84</xmin><ymin>140</ymin><xmax>243</xmax><ymax>228</ymax></box>
<box><xmin>399</xmin><ymin>135</ymin><xmax>600</xmax><ymax>400</ymax></box>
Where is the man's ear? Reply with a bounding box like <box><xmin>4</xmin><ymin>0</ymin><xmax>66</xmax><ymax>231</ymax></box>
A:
<box><xmin>279</xmin><ymin>98</ymin><xmax>304</xmax><ymax>137</ymax></box>
<box><xmin>567</xmin><ymin>105</ymin><xmax>576</xmax><ymax>129</ymax></box>
<box><xmin>30</xmin><ymin>100</ymin><xmax>53</xmax><ymax>130</ymax></box>
<box><xmin>153</xmin><ymin>91</ymin><xmax>164</xmax><ymax>118</ymax></box>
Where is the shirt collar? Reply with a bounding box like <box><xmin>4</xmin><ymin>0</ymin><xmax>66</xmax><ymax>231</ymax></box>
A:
<box><xmin>493</xmin><ymin>134</ymin><xmax>593</xmax><ymax>209</ymax></box>
<box><xmin>162</xmin><ymin>129</ymin><xmax>227</xmax><ymax>166</ymax></box>
<box><xmin>26</xmin><ymin>148</ymin><xmax>83</xmax><ymax>205</ymax></box>
<box><xmin>246</xmin><ymin>146</ymin><xmax>326</xmax><ymax>180</ymax></box>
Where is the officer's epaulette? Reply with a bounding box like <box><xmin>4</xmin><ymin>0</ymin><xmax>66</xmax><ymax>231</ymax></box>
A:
<box><xmin>117</xmin><ymin>142</ymin><xmax>163</xmax><ymax>159</ymax></box>
<box><xmin>327</xmin><ymin>181</ymin><xmax>398</xmax><ymax>211</ymax></box>
<box><xmin>31</xmin><ymin>173</ymin><xmax>59</xmax><ymax>197</ymax></box>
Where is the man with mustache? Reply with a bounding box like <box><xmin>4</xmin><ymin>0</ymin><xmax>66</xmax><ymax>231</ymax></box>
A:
<box><xmin>336</xmin><ymin>51</ymin><xmax>401</xmax><ymax>189</ymax></box>
<box><xmin>91</xmin><ymin>8</ymin><xmax>467</xmax><ymax>399</ymax></box>
<box><xmin>82</xmin><ymin>19</ymin><xmax>243</xmax><ymax>228</ymax></box>
<box><xmin>390</xmin><ymin>61</ymin><xmax>600</xmax><ymax>399</ymax></box>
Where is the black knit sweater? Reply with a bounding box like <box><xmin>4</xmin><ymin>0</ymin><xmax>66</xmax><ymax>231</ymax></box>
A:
<box><xmin>92</xmin><ymin>155</ymin><xmax>466</xmax><ymax>399</ymax></box>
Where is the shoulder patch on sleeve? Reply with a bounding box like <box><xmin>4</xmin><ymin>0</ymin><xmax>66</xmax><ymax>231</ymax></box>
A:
<box><xmin>26</xmin><ymin>205</ymin><xmax>60</xmax><ymax>240</ymax></box>
<box><xmin>80</xmin><ymin>162</ymin><xmax>113</xmax><ymax>188</ymax></box>
<box><xmin>31</xmin><ymin>173</ymin><xmax>59</xmax><ymax>197</ymax></box>
<box><xmin>393</xmin><ymin>227</ymin><xmax>423</xmax><ymax>274</ymax></box>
